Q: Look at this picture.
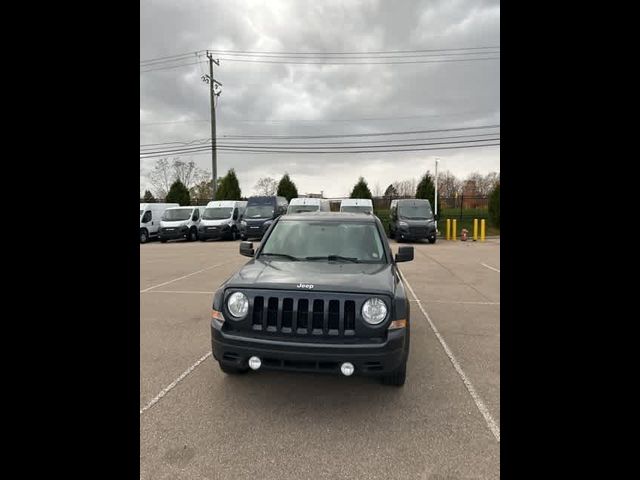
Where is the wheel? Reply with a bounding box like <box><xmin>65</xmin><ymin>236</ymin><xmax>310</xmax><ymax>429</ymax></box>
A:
<box><xmin>219</xmin><ymin>362</ymin><xmax>249</xmax><ymax>375</ymax></box>
<box><xmin>381</xmin><ymin>362</ymin><xmax>406</xmax><ymax>386</ymax></box>
<box><xmin>140</xmin><ymin>229</ymin><xmax>148</xmax><ymax>244</ymax></box>
<box><xmin>389</xmin><ymin>227</ymin><xmax>395</xmax><ymax>239</ymax></box>
<box><xmin>428</xmin><ymin>235</ymin><xmax>436</xmax><ymax>244</ymax></box>
<box><xmin>160</xmin><ymin>238</ymin><xmax>167</xmax><ymax>243</ymax></box>
<box><xmin>189</xmin><ymin>228</ymin><xmax>197</xmax><ymax>242</ymax></box>
<box><xmin>230</xmin><ymin>228</ymin><xmax>238</xmax><ymax>241</ymax></box>
<box><xmin>240</xmin><ymin>235</ymin><xmax>247</xmax><ymax>241</ymax></box>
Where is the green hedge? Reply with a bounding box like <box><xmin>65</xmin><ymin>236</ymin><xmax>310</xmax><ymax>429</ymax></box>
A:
<box><xmin>374</xmin><ymin>209</ymin><xmax>391</xmax><ymax>236</ymax></box>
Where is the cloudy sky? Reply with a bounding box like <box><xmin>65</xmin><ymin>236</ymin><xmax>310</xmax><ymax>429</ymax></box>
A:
<box><xmin>140</xmin><ymin>0</ymin><xmax>500</xmax><ymax>198</ymax></box>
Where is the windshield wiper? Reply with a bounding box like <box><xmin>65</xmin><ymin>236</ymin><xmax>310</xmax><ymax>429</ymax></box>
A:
<box><xmin>305</xmin><ymin>255</ymin><xmax>360</xmax><ymax>263</ymax></box>
<box><xmin>260</xmin><ymin>253</ymin><xmax>299</xmax><ymax>261</ymax></box>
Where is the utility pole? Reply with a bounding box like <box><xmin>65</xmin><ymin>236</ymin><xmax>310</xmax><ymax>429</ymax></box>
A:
<box><xmin>434</xmin><ymin>157</ymin><xmax>439</xmax><ymax>232</ymax></box>
<box><xmin>201</xmin><ymin>52</ymin><xmax>221</xmax><ymax>199</ymax></box>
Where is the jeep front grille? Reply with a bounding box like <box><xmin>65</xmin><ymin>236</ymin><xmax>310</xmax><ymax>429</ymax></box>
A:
<box><xmin>251</xmin><ymin>296</ymin><xmax>357</xmax><ymax>336</ymax></box>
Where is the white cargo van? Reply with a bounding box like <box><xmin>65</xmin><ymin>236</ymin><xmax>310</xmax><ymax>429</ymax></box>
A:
<box><xmin>339</xmin><ymin>198</ymin><xmax>373</xmax><ymax>214</ymax></box>
<box><xmin>140</xmin><ymin>203</ymin><xmax>179</xmax><ymax>243</ymax></box>
<box><xmin>199</xmin><ymin>200</ymin><xmax>248</xmax><ymax>241</ymax></box>
<box><xmin>158</xmin><ymin>206</ymin><xmax>206</xmax><ymax>243</ymax></box>
<box><xmin>286</xmin><ymin>197</ymin><xmax>331</xmax><ymax>214</ymax></box>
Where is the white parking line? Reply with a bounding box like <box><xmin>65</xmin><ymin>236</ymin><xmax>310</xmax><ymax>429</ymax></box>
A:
<box><xmin>481</xmin><ymin>263</ymin><xmax>500</xmax><ymax>273</ymax></box>
<box><xmin>140</xmin><ymin>352</ymin><xmax>212</xmax><ymax>416</ymax></box>
<box><xmin>398</xmin><ymin>268</ymin><xmax>500</xmax><ymax>442</ymax></box>
<box><xmin>409</xmin><ymin>299</ymin><xmax>499</xmax><ymax>305</ymax></box>
<box><xmin>146</xmin><ymin>290</ymin><xmax>215</xmax><ymax>294</ymax></box>
<box><xmin>140</xmin><ymin>261</ymin><xmax>231</xmax><ymax>293</ymax></box>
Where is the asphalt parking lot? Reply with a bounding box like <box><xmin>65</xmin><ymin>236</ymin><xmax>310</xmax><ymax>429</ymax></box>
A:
<box><xmin>140</xmin><ymin>236</ymin><xmax>500</xmax><ymax>480</ymax></box>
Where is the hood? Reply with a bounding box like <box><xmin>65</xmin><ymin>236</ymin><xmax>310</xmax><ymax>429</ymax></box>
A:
<box><xmin>244</xmin><ymin>217</ymin><xmax>272</xmax><ymax>226</ymax></box>
<box><xmin>160</xmin><ymin>220</ymin><xmax>189</xmax><ymax>228</ymax></box>
<box><xmin>398</xmin><ymin>218</ymin><xmax>434</xmax><ymax>227</ymax></box>
<box><xmin>201</xmin><ymin>218</ymin><xmax>231</xmax><ymax>227</ymax></box>
<box><xmin>224</xmin><ymin>259</ymin><xmax>395</xmax><ymax>295</ymax></box>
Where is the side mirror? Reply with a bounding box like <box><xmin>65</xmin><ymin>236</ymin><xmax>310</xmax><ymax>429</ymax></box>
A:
<box><xmin>240</xmin><ymin>241</ymin><xmax>255</xmax><ymax>257</ymax></box>
<box><xmin>395</xmin><ymin>246</ymin><xmax>414</xmax><ymax>262</ymax></box>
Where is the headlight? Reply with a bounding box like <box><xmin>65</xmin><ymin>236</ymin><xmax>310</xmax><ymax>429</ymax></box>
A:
<box><xmin>241</xmin><ymin>220</ymin><xmax>247</xmax><ymax>226</ymax></box>
<box><xmin>264</xmin><ymin>220</ymin><xmax>273</xmax><ymax>226</ymax></box>
<box><xmin>227</xmin><ymin>292</ymin><xmax>249</xmax><ymax>319</ymax></box>
<box><xmin>398</xmin><ymin>221</ymin><xmax>409</xmax><ymax>228</ymax></box>
<box><xmin>361</xmin><ymin>298</ymin><xmax>388</xmax><ymax>325</ymax></box>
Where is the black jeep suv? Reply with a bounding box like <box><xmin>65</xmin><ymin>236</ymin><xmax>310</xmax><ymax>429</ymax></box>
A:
<box><xmin>210</xmin><ymin>212</ymin><xmax>414</xmax><ymax>386</ymax></box>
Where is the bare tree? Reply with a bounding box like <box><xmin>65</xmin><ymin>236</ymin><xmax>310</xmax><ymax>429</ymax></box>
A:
<box><xmin>438</xmin><ymin>170</ymin><xmax>463</xmax><ymax>198</ymax></box>
<box><xmin>254</xmin><ymin>176</ymin><xmax>278</xmax><ymax>196</ymax></box>
<box><xmin>148</xmin><ymin>158</ymin><xmax>210</xmax><ymax>200</ymax></box>
<box><xmin>149</xmin><ymin>158</ymin><xmax>173</xmax><ymax>200</ymax></box>
<box><xmin>465</xmin><ymin>171</ymin><xmax>499</xmax><ymax>196</ymax></box>
<box><xmin>392</xmin><ymin>177</ymin><xmax>418</xmax><ymax>197</ymax></box>
<box><xmin>372</xmin><ymin>182</ymin><xmax>383</xmax><ymax>197</ymax></box>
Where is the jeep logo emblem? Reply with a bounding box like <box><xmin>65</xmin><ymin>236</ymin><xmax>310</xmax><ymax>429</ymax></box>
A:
<box><xmin>297</xmin><ymin>283</ymin><xmax>314</xmax><ymax>289</ymax></box>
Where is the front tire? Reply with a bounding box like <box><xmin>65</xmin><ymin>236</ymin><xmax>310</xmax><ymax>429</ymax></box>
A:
<box><xmin>240</xmin><ymin>234</ymin><xmax>247</xmax><ymax>241</ymax></box>
<box><xmin>140</xmin><ymin>229</ymin><xmax>149</xmax><ymax>244</ymax></box>
<box><xmin>189</xmin><ymin>228</ymin><xmax>198</xmax><ymax>242</ymax></box>
<box><xmin>428</xmin><ymin>235</ymin><xmax>436</xmax><ymax>244</ymax></box>
<box><xmin>219</xmin><ymin>362</ymin><xmax>249</xmax><ymax>375</ymax></box>
<box><xmin>160</xmin><ymin>238</ymin><xmax>167</xmax><ymax>244</ymax></box>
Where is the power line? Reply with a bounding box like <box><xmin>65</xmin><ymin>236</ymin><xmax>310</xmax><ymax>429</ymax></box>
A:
<box><xmin>140</xmin><ymin>132</ymin><xmax>500</xmax><ymax>150</ymax></box>
<box><xmin>140</xmin><ymin>51</ymin><xmax>202</xmax><ymax>65</ymax></box>
<box><xmin>139</xmin><ymin>141</ymin><xmax>500</xmax><ymax>159</ymax></box>
<box><xmin>203</xmin><ymin>50</ymin><xmax>499</xmax><ymax>60</ymax></box>
<box><xmin>220</xmin><ymin>124</ymin><xmax>500</xmax><ymax>139</ymax></box>
<box><xmin>205</xmin><ymin>46</ymin><xmax>500</xmax><ymax>55</ymax></box>
<box><xmin>140</xmin><ymin>60</ymin><xmax>207</xmax><ymax>73</ymax></box>
<box><xmin>139</xmin><ymin>46</ymin><xmax>500</xmax><ymax>65</ymax></box>
<box><xmin>140</xmin><ymin>138</ymin><xmax>500</xmax><ymax>156</ymax></box>
<box><xmin>214</xmin><ymin>56</ymin><xmax>499</xmax><ymax>65</ymax></box>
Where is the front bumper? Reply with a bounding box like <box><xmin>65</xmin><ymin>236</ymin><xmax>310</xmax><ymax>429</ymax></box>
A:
<box><xmin>199</xmin><ymin>226</ymin><xmax>230</xmax><ymax>240</ymax></box>
<box><xmin>398</xmin><ymin>225</ymin><xmax>436</xmax><ymax>240</ymax></box>
<box><xmin>241</xmin><ymin>224</ymin><xmax>268</xmax><ymax>239</ymax></box>
<box><xmin>211</xmin><ymin>320</ymin><xmax>407</xmax><ymax>375</ymax></box>
<box><xmin>159</xmin><ymin>228</ymin><xmax>189</xmax><ymax>240</ymax></box>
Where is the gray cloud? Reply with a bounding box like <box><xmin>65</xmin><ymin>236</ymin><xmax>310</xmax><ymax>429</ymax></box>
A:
<box><xmin>140</xmin><ymin>0</ymin><xmax>499</xmax><ymax>197</ymax></box>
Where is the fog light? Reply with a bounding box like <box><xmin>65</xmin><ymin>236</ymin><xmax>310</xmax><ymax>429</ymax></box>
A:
<box><xmin>340</xmin><ymin>362</ymin><xmax>355</xmax><ymax>376</ymax></box>
<box><xmin>248</xmin><ymin>356</ymin><xmax>261</xmax><ymax>370</ymax></box>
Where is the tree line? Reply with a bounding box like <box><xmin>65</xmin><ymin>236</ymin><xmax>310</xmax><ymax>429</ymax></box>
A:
<box><xmin>141</xmin><ymin>158</ymin><xmax>499</xmax><ymax>225</ymax></box>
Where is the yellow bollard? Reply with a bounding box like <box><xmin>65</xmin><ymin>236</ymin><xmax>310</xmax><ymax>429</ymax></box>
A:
<box><xmin>452</xmin><ymin>219</ymin><xmax>457</xmax><ymax>241</ymax></box>
<box><xmin>473</xmin><ymin>218</ymin><xmax>478</xmax><ymax>241</ymax></box>
<box><xmin>480</xmin><ymin>219</ymin><xmax>486</xmax><ymax>242</ymax></box>
<box><xmin>446</xmin><ymin>219</ymin><xmax>451</xmax><ymax>240</ymax></box>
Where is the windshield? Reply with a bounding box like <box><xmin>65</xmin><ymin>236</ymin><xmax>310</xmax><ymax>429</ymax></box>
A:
<box><xmin>287</xmin><ymin>205</ymin><xmax>319</xmax><ymax>214</ymax></box>
<box><xmin>341</xmin><ymin>206</ymin><xmax>372</xmax><ymax>214</ymax></box>
<box><xmin>203</xmin><ymin>207</ymin><xmax>232</xmax><ymax>220</ymax></box>
<box><xmin>245</xmin><ymin>205</ymin><xmax>274</xmax><ymax>218</ymax></box>
<box><xmin>398</xmin><ymin>203</ymin><xmax>433</xmax><ymax>220</ymax></box>
<box><xmin>162</xmin><ymin>208</ymin><xmax>192</xmax><ymax>221</ymax></box>
<box><xmin>260</xmin><ymin>221</ymin><xmax>385</xmax><ymax>263</ymax></box>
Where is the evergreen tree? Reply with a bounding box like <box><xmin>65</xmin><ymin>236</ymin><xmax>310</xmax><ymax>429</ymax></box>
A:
<box><xmin>165</xmin><ymin>180</ymin><xmax>191</xmax><ymax>206</ymax></box>
<box><xmin>143</xmin><ymin>190</ymin><xmax>156</xmax><ymax>203</ymax></box>
<box><xmin>276</xmin><ymin>173</ymin><xmax>299</xmax><ymax>201</ymax></box>
<box><xmin>350</xmin><ymin>177</ymin><xmax>372</xmax><ymax>199</ymax></box>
